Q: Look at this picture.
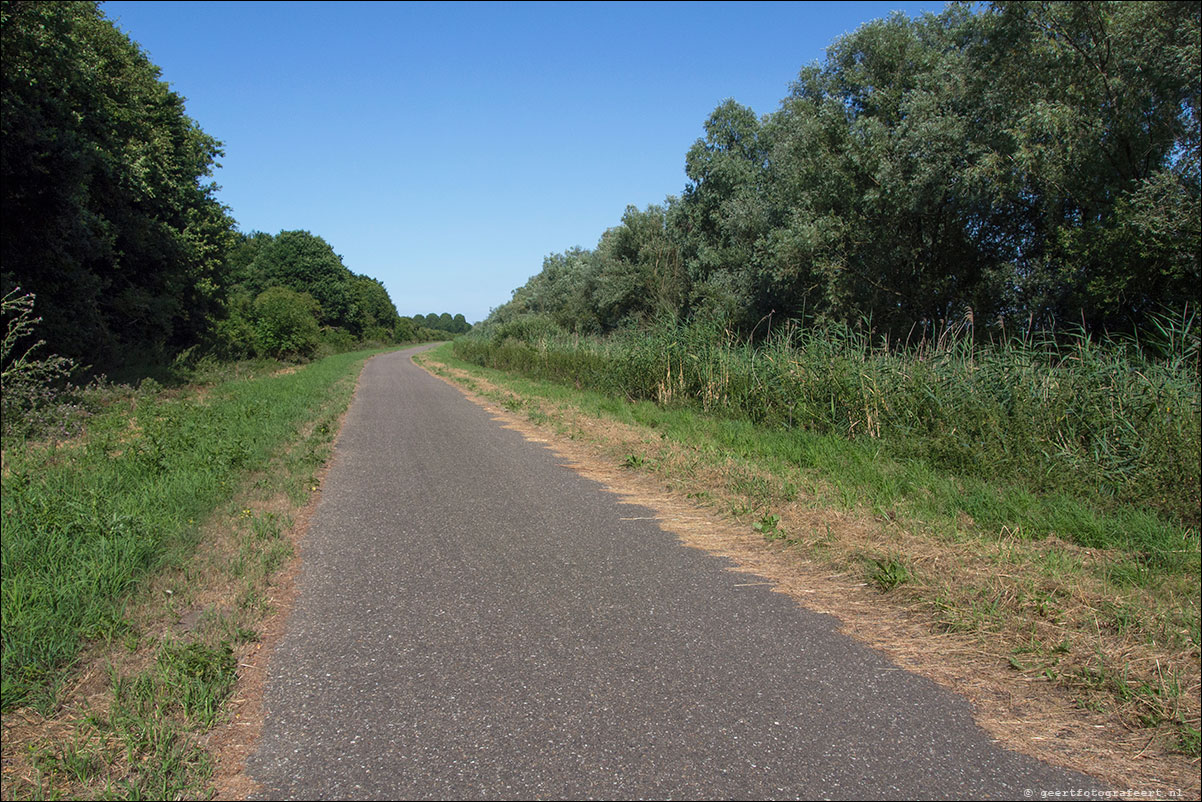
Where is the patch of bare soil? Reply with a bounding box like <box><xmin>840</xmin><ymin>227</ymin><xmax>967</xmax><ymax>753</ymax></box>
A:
<box><xmin>418</xmin><ymin>358</ymin><xmax>1201</xmax><ymax>801</ymax></box>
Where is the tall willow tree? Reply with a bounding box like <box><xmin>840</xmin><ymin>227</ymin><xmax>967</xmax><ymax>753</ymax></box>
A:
<box><xmin>1</xmin><ymin>0</ymin><xmax>234</xmax><ymax>369</ymax></box>
<box><xmin>970</xmin><ymin>0</ymin><xmax>1201</xmax><ymax>331</ymax></box>
<box><xmin>679</xmin><ymin>1</ymin><xmax>1200</xmax><ymax>337</ymax></box>
<box><xmin>486</xmin><ymin>1</ymin><xmax>1199</xmax><ymax>340</ymax></box>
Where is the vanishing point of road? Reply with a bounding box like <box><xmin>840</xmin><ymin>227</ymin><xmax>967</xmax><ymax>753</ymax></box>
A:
<box><xmin>245</xmin><ymin>346</ymin><xmax>1107</xmax><ymax>800</ymax></box>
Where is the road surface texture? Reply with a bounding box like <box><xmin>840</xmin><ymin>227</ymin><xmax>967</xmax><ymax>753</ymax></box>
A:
<box><xmin>246</xmin><ymin>347</ymin><xmax>1107</xmax><ymax>800</ymax></box>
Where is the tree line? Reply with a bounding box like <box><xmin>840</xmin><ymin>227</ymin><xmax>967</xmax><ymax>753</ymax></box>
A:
<box><xmin>1</xmin><ymin>0</ymin><xmax>468</xmax><ymax>374</ymax></box>
<box><xmin>489</xmin><ymin>1</ymin><xmax>1199</xmax><ymax>342</ymax></box>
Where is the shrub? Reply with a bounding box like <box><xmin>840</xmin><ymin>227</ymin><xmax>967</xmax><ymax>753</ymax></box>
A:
<box><xmin>1</xmin><ymin>289</ymin><xmax>80</xmax><ymax>441</ymax></box>
<box><xmin>252</xmin><ymin>287</ymin><xmax>320</xmax><ymax>359</ymax></box>
<box><xmin>318</xmin><ymin>326</ymin><xmax>356</xmax><ymax>354</ymax></box>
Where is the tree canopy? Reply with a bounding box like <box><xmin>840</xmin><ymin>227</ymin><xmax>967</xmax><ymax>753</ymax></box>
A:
<box><xmin>490</xmin><ymin>1</ymin><xmax>1200</xmax><ymax>341</ymax></box>
<box><xmin>1</xmin><ymin>1</ymin><xmax>456</xmax><ymax>372</ymax></box>
<box><xmin>1</xmin><ymin>0</ymin><xmax>234</xmax><ymax>368</ymax></box>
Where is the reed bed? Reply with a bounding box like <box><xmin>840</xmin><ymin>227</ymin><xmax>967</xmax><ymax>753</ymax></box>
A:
<box><xmin>454</xmin><ymin>314</ymin><xmax>1201</xmax><ymax>542</ymax></box>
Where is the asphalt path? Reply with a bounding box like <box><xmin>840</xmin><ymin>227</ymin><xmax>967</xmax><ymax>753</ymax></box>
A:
<box><xmin>246</xmin><ymin>346</ymin><xmax>1107</xmax><ymax>800</ymax></box>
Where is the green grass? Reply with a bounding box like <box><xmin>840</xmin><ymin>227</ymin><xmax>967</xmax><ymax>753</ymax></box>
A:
<box><xmin>0</xmin><ymin>349</ymin><xmax>382</xmax><ymax>713</ymax></box>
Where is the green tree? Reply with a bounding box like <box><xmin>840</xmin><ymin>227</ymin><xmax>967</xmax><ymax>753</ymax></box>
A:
<box><xmin>970</xmin><ymin>0</ymin><xmax>1201</xmax><ymax>330</ymax></box>
<box><xmin>1</xmin><ymin>0</ymin><xmax>234</xmax><ymax>369</ymax></box>
<box><xmin>765</xmin><ymin>8</ymin><xmax>1001</xmax><ymax>336</ymax></box>
<box><xmin>488</xmin><ymin>1</ymin><xmax>1199</xmax><ymax>342</ymax></box>
<box><xmin>349</xmin><ymin>275</ymin><xmax>400</xmax><ymax>336</ymax></box>
<box><xmin>393</xmin><ymin>316</ymin><xmax>418</xmax><ymax>342</ymax></box>
<box><xmin>249</xmin><ymin>231</ymin><xmax>355</xmax><ymax>330</ymax></box>
<box><xmin>592</xmin><ymin>204</ymin><xmax>685</xmax><ymax>330</ymax></box>
<box><xmin>677</xmin><ymin>100</ymin><xmax>774</xmax><ymax>327</ymax></box>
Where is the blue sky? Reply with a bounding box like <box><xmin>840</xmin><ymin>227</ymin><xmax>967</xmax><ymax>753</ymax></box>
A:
<box><xmin>102</xmin><ymin>1</ymin><xmax>947</xmax><ymax>323</ymax></box>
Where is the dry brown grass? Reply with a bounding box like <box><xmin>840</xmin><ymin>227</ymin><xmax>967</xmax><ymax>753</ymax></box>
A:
<box><xmin>417</xmin><ymin>354</ymin><xmax>1201</xmax><ymax>800</ymax></box>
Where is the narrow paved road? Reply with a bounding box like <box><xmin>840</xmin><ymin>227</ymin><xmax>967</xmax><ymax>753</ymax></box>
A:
<box><xmin>246</xmin><ymin>347</ymin><xmax>1105</xmax><ymax>800</ymax></box>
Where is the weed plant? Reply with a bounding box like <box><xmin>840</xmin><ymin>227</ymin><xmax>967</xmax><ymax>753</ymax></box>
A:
<box><xmin>454</xmin><ymin>312</ymin><xmax>1201</xmax><ymax>540</ymax></box>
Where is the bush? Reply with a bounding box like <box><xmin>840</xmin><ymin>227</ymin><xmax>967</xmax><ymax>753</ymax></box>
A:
<box><xmin>318</xmin><ymin>326</ymin><xmax>356</xmax><ymax>354</ymax></box>
<box><xmin>207</xmin><ymin>314</ymin><xmax>258</xmax><ymax>361</ymax></box>
<box><xmin>252</xmin><ymin>287</ymin><xmax>320</xmax><ymax>359</ymax></box>
<box><xmin>362</xmin><ymin>325</ymin><xmax>393</xmax><ymax>345</ymax></box>
<box><xmin>1</xmin><ymin>290</ymin><xmax>82</xmax><ymax>441</ymax></box>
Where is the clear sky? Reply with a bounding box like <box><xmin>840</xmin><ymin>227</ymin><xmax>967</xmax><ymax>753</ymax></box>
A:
<box><xmin>101</xmin><ymin>0</ymin><xmax>947</xmax><ymax>323</ymax></box>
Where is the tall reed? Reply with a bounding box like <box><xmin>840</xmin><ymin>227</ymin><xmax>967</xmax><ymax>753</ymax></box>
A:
<box><xmin>454</xmin><ymin>313</ymin><xmax>1201</xmax><ymax>533</ymax></box>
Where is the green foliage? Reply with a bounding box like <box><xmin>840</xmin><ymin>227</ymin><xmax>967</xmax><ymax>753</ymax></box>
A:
<box><xmin>153</xmin><ymin>640</ymin><xmax>237</xmax><ymax>727</ymax></box>
<box><xmin>245</xmin><ymin>231</ymin><xmax>354</xmax><ymax>329</ymax></box>
<box><xmin>350</xmin><ymin>275</ymin><xmax>401</xmax><ymax>336</ymax></box>
<box><xmin>252</xmin><ymin>287</ymin><xmax>321</xmax><ymax>359</ymax></box>
<box><xmin>393</xmin><ymin>316</ymin><xmax>419</xmax><ymax>343</ymax></box>
<box><xmin>1</xmin><ymin>289</ymin><xmax>78</xmax><ymax>440</ymax></box>
<box><xmin>1</xmin><ymin>0</ymin><xmax>235</xmax><ymax>370</ymax></box>
<box><xmin>206</xmin><ymin>294</ymin><xmax>258</xmax><ymax>362</ymax></box>
<box><xmin>319</xmin><ymin>325</ymin><xmax>356</xmax><ymax>353</ymax></box>
<box><xmin>870</xmin><ymin>557</ymin><xmax>912</xmax><ymax>591</ymax></box>
<box><xmin>753</xmin><ymin>514</ymin><xmax>782</xmax><ymax>539</ymax></box>
<box><xmin>413</xmin><ymin>312</ymin><xmax>472</xmax><ymax>335</ymax></box>
<box><xmin>490</xmin><ymin>1</ymin><xmax>1199</xmax><ymax>342</ymax></box>
<box><xmin>1</xmin><ymin>0</ymin><xmax>414</xmax><ymax>376</ymax></box>
<box><xmin>222</xmin><ymin>231</ymin><xmax>420</xmax><ymax>355</ymax></box>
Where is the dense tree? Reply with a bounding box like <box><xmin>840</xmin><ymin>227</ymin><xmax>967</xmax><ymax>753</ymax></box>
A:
<box><xmin>765</xmin><ymin>8</ymin><xmax>1003</xmax><ymax>336</ymax></box>
<box><xmin>489</xmin><ymin>1</ymin><xmax>1199</xmax><ymax>342</ymax></box>
<box><xmin>245</xmin><ymin>231</ymin><xmax>355</xmax><ymax>329</ymax></box>
<box><xmin>349</xmin><ymin>275</ymin><xmax>400</xmax><ymax>336</ymax></box>
<box><xmin>968</xmin><ymin>0</ymin><xmax>1201</xmax><ymax>330</ymax></box>
<box><xmin>412</xmin><ymin>313</ymin><xmax>472</xmax><ymax>335</ymax></box>
<box><xmin>592</xmin><ymin>205</ymin><xmax>686</xmax><ymax>329</ymax></box>
<box><xmin>676</xmin><ymin>101</ymin><xmax>774</xmax><ymax>327</ymax></box>
<box><xmin>1</xmin><ymin>0</ymin><xmax>234</xmax><ymax>369</ymax></box>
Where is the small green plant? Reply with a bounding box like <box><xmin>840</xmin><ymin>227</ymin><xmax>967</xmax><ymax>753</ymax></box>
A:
<box><xmin>623</xmin><ymin>453</ymin><xmax>646</xmax><ymax>468</ymax></box>
<box><xmin>156</xmin><ymin>640</ymin><xmax>237</xmax><ymax>727</ymax></box>
<box><xmin>870</xmin><ymin>557</ymin><xmax>911</xmax><ymax>591</ymax></box>
<box><xmin>753</xmin><ymin>513</ymin><xmax>782</xmax><ymax>539</ymax></box>
<box><xmin>1179</xmin><ymin>723</ymin><xmax>1201</xmax><ymax>757</ymax></box>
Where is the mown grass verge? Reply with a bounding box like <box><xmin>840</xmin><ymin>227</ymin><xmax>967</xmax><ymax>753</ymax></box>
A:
<box><xmin>0</xmin><ymin>347</ymin><xmax>385</xmax><ymax>799</ymax></box>
<box><xmin>419</xmin><ymin>341</ymin><xmax>1201</xmax><ymax>764</ymax></box>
